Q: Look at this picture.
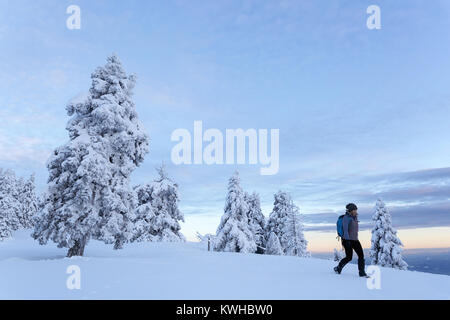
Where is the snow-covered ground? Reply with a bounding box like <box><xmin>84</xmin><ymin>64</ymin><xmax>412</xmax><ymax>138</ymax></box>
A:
<box><xmin>0</xmin><ymin>230</ymin><xmax>449</xmax><ymax>300</ymax></box>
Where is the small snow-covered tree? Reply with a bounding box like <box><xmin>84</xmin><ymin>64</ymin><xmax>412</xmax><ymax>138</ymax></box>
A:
<box><xmin>0</xmin><ymin>170</ymin><xmax>38</xmax><ymax>239</ymax></box>
<box><xmin>370</xmin><ymin>199</ymin><xmax>408</xmax><ymax>270</ymax></box>
<box><xmin>132</xmin><ymin>183</ymin><xmax>156</xmax><ymax>242</ymax></box>
<box><xmin>32</xmin><ymin>55</ymin><xmax>149</xmax><ymax>257</ymax></box>
<box><xmin>214</xmin><ymin>171</ymin><xmax>256</xmax><ymax>253</ymax></box>
<box><xmin>0</xmin><ymin>213</ymin><xmax>10</xmax><ymax>241</ymax></box>
<box><xmin>283</xmin><ymin>205</ymin><xmax>309</xmax><ymax>257</ymax></box>
<box><xmin>17</xmin><ymin>174</ymin><xmax>37</xmax><ymax>228</ymax></box>
<box><xmin>0</xmin><ymin>169</ymin><xmax>20</xmax><ymax>240</ymax></box>
<box><xmin>333</xmin><ymin>248</ymin><xmax>344</xmax><ymax>262</ymax></box>
<box><xmin>266</xmin><ymin>191</ymin><xmax>295</xmax><ymax>254</ymax></box>
<box><xmin>245</xmin><ymin>192</ymin><xmax>266</xmax><ymax>254</ymax></box>
<box><xmin>266</xmin><ymin>191</ymin><xmax>290</xmax><ymax>248</ymax></box>
<box><xmin>196</xmin><ymin>232</ymin><xmax>215</xmax><ymax>251</ymax></box>
<box><xmin>265</xmin><ymin>232</ymin><xmax>283</xmax><ymax>255</ymax></box>
<box><xmin>135</xmin><ymin>164</ymin><xmax>185</xmax><ymax>242</ymax></box>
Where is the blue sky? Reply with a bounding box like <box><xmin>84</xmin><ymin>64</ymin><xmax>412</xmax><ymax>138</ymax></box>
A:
<box><xmin>1</xmin><ymin>0</ymin><xmax>450</xmax><ymax>248</ymax></box>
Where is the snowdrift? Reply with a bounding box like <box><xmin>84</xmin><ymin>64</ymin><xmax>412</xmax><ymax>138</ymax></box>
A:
<box><xmin>0</xmin><ymin>230</ymin><xmax>449</xmax><ymax>300</ymax></box>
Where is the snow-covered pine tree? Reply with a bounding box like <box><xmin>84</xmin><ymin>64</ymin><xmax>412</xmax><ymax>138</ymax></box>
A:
<box><xmin>266</xmin><ymin>191</ymin><xmax>292</xmax><ymax>253</ymax></box>
<box><xmin>0</xmin><ymin>212</ymin><xmax>10</xmax><ymax>241</ymax></box>
<box><xmin>132</xmin><ymin>183</ymin><xmax>156</xmax><ymax>242</ymax></box>
<box><xmin>333</xmin><ymin>248</ymin><xmax>344</xmax><ymax>262</ymax></box>
<box><xmin>34</xmin><ymin>191</ymin><xmax>47</xmax><ymax>225</ymax></box>
<box><xmin>153</xmin><ymin>164</ymin><xmax>185</xmax><ymax>241</ymax></box>
<box><xmin>135</xmin><ymin>164</ymin><xmax>185</xmax><ymax>242</ymax></box>
<box><xmin>283</xmin><ymin>204</ymin><xmax>309</xmax><ymax>257</ymax></box>
<box><xmin>245</xmin><ymin>192</ymin><xmax>266</xmax><ymax>254</ymax></box>
<box><xmin>17</xmin><ymin>174</ymin><xmax>37</xmax><ymax>228</ymax></box>
<box><xmin>370</xmin><ymin>199</ymin><xmax>408</xmax><ymax>270</ymax></box>
<box><xmin>214</xmin><ymin>171</ymin><xmax>256</xmax><ymax>253</ymax></box>
<box><xmin>196</xmin><ymin>232</ymin><xmax>215</xmax><ymax>251</ymax></box>
<box><xmin>266</xmin><ymin>191</ymin><xmax>289</xmax><ymax>249</ymax></box>
<box><xmin>32</xmin><ymin>55</ymin><xmax>149</xmax><ymax>257</ymax></box>
<box><xmin>0</xmin><ymin>170</ymin><xmax>13</xmax><ymax>240</ymax></box>
<box><xmin>0</xmin><ymin>169</ymin><xmax>20</xmax><ymax>240</ymax></box>
<box><xmin>265</xmin><ymin>232</ymin><xmax>283</xmax><ymax>255</ymax></box>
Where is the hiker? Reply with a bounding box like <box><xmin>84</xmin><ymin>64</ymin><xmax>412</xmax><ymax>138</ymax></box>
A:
<box><xmin>334</xmin><ymin>203</ymin><xmax>368</xmax><ymax>277</ymax></box>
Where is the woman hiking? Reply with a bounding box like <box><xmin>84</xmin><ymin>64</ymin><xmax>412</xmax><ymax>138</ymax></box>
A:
<box><xmin>334</xmin><ymin>203</ymin><xmax>368</xmax><ymax>277</ymax></box>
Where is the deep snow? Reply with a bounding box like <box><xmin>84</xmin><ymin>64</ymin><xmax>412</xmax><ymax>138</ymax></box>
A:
<box><xmin>0</xmin><ymin>230</ymin><xmax>449</xmax><ymax>300</ymax></box>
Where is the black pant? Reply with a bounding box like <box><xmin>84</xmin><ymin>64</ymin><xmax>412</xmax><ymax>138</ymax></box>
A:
<box><xmin>338</xmin><ymin>239</ymin><xmax>364</xmax><ymax>271</ymax></box>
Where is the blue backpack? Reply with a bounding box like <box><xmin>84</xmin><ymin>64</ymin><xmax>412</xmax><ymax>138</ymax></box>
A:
<box><xmin>336</xmin><ymin>215</ymin><xmax>345</xmax><ymax>238</ymax></box>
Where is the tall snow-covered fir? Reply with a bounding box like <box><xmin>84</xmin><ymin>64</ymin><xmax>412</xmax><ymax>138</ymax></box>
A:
<box><xmin>283</xmin><ymin>203</ymin><xmax>309</xmax><ymax>257</ymax></box>
<box><xmin>266</xmin><ymin>191</ymin><xmax>308</xmax><ymax>256</ymax></box>
<box><xmin>32</xmin><ymin>55</ymin><xmax>149</xmax><ymax>257</ymax></box>
<box><xmin>245</xmin><ymin>192</ymin><xmax>266</xmax><ymax>254</ymax></box>
<box><xmin>151</xmin><ymin>164</ymin><xmax>185</xmax><ymax>241</ymax></box>
<box><xmin>0</xmin><ymin>169</ymin><xmax>37</xmax><ymax>240</ymax></box>
<box><xmin>0</xmin><ymin>211</ymin><xmax>9</xmax><ymax>241</ymax></box>
<box><xmin>265</xmin><ymin>232</ymin><xmax>283</xmax><ymax>255</ymax></box>
<box><xmin>133</xmin><ymin>183</ymin><xmax>155</xmax><ymax>242</ymax></box>
<box><xmin>133</xmin><ymin>164</ymin><xmax>185</xmax><ymax>242</ymax></box>
<box><xmin>17</xmin><ymin>174</ymin><xmax>37</xmax><ymax>229</ymax></box>
<box><xmin>370</xmin><ymin>199</ymin><xmax>408</xmax><ymax>270</ymax></box>
<box><xmin>214</xmin><ymin>171</ymin><xmax>256</xmax><ymax>253</ymax></box>
<box><xmin>0</xmin><ymin>170</ymin><xmax>19</xmax><ymax>240</ymax></box>
<box><xmin>266</xmin><ymin>191</ymin><xmax>290</xmax><ymax>247</ymax></box>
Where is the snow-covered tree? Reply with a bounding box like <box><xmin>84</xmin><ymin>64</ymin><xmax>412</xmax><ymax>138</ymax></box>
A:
<box><xmin>196</xmin><ymin>232</ymin><xmax>215</xmax><ymax>251</ymax></box>
<box><xmin>333</xmin><ymin>248</ymin><xmax>344</xmax><ymax>262</ymax></box>
<box><xmin>266</xmin><ymin>191</ymin><xmax>290</xmax><ymax>248</ymax></box>
<box><xmin>0</xmin><ymin>169</ymin><xmax>20</xmax><ymax>240</ymax></box>
<box><xmin>214</xmin><ymin>171</ymin><xmax>256</xmax><ymax>253</ymax></box>
<box><xmin>245</xmin><ymin>192</ymin><xmax>266</xmax><ymax>254</ymax></box>
<box><xmin>283</xmin><ymin>205</ymin><xmax>309</xmax><ymax>257</ymax></box>
<box><xmin>266</xmin><ymin>191</ymin><xmax>308</xmax><ymax>256</ymax></box>
<box><xmin>0</xmin><ymin>213</ymin><xmax>10</xmax><ymax>241</ymax></box>
<box><xmin>151</xmin><ymin>164</ymin><xmax>185</xmax><ymax>242</ymax></box>
<box><xmin>132</xmin><ymin>183</ymin><xmax>156</xmax><ymax>242</ymax></box>
<box><xmin>17</xmin><ymin>174</ymin><xmax>37</xmax><ymax>228</ymax></box>
<box><xmin>265</xmin><ymin>232</ymin><xmax>283</xmax><ymax>255</ymax></box>
<box><xmin>32</xmin><ymin>55</ymin><xmax>149</xmax><ymax>257</ymax></box>
<box><xmin>0</xmin><ymin>170</ymin><xmax>38</xmax><ymax>239</ymax></box>
<box><xmin>370</xmin><ymin>199</ymin><xmax>408</xmax><ymax>270</ymax></box>
<box><xmin>33</xmin><ymin>191</ymin><xmax>47</xmax><ymax>226</ymax></box>
<box><xmin>133</xmin><ymin>164</ymin><xmax>185</xmax><ymax>242</ymax></box>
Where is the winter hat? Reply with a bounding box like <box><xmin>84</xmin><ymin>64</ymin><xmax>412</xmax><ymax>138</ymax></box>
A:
<box><xmin>346</xmin><ymin>203</ymin><xmax>358</xmax><ymax>212</ymax></box>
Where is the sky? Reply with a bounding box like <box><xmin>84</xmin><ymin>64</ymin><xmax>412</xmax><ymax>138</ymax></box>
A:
<box><xmin>1</xmin><ymin>0</ymin><xmax>450</xmax><ymax>251</ymax></box>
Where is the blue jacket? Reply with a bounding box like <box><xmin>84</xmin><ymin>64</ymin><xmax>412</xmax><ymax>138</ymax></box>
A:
<box><xmin>342</xmin><ymin>213</ymin><xmax>359</xmax><ymax>241</ymax></box>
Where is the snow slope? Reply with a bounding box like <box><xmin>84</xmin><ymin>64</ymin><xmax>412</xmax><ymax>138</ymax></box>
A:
<box><xmin>0</xmin><ymin>230</ymin><xmax>449</xmax><ymax>300</ymax></box>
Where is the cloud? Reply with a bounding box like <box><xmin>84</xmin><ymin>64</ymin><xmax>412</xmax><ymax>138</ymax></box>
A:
<box><xmin>47</xmin><ymin>69</ymin><xmax>69</xmax><ymax>88</ymax></box>
<box><xmin>0</xmin><ymin>132</ymin><xmax>52</xmax><ymax>165</ymax></box>
<box><xmin>280</xmin><ymin>166</ymin><xmax>450</xmax><ymax>233</ymax></box>
<box><xmin>338</xmin><ymin>167</ymin><xmax>450</xmax><ymax>205</ymax></box>
<box><xmin>374</xmin><ymin>167</ymin><xmax>450</xmax><ymax>184</ymax></box>
<box><xmin>0</xmin><ymin>107</ymin><xmax>64</xmax><ymax>167</ymax></box>
<box><xmin>303</xmin><ymin>201</ymin><xmax>450</xmax><ymax>232</ymax></box>
<box><xmin>138</xmin><ymin>84</ymin><xmax>193</xmax><ymax>111</ymax></box>
<box><xmin>357</xmin><ymin>185</ymin><xmax>450</xmax><ymax>203</ymax></box>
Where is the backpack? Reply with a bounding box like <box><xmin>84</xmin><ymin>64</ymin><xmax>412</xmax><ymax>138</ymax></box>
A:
<box><xmin>336</xmin><ymin>215</ymin><xmax>345</xmax><ymax>238</ymax></box>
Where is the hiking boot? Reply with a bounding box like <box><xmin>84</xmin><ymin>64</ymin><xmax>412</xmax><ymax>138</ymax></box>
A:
<box><xmin>358</xmin><ymin>259</ymin><xmax>367</xmax><ymax>277</ymax></box>
<box><xmin>334</xmin><ymin>266</ymin><xmax>342</xmax><ymax>274</ymax></box>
